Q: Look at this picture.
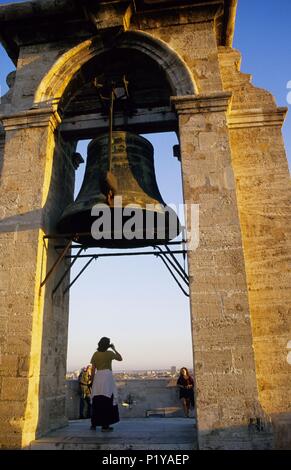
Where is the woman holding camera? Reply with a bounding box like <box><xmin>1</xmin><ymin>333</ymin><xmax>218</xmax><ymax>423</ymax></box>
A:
<box><xmin>90</xmin><ymin>337</ymin><xmax>123</xmax><ymax>432</ymax></box>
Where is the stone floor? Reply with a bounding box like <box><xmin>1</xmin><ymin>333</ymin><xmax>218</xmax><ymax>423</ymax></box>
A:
<box><xmin>29</xmin><ymin>418</ymin><xmax>197</xmax><ymax>450</ymax></box>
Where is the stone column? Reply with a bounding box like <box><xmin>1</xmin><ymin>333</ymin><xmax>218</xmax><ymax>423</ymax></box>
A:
<box><xmin>0</xmin><ymin>127</ymin><xmax>4</xmax><ymax>175</ymax></box>
<box><xmin>172</xmin><ymin>92</ymin><xmax>272</xmax><ymax>450</ymax></box>
<box><xmin>228</xmin><ymin>107</ymin><xmax>291</xmax><ymax>448</ymax></box>
<box><xmin>0</xmin><ymin>107</ymin><xmax>75</xmax><ymax>448</ymax></box>
<box><xmin>217</xmin><ymin>46</ymin><xmax>291</xmax><ymax>448</ymax></box>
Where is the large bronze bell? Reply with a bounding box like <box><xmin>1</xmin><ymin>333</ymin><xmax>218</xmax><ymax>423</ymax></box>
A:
<box><xmin>57</xmin><ymin>131</ymin><xmax>180</xmax><ymax>247</ymax></box>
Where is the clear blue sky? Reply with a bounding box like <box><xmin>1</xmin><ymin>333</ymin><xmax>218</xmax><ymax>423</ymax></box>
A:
<box><xmin>0</xmin><ymin>1</ymin><xmax>290</xmax><ymax>371</ymax></box>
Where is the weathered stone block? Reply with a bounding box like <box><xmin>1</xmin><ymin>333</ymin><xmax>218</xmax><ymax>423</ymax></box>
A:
<box><xmin>0</xmin><ymin>377</ymin><xmax>29</xmax><ymax>401</ymax></box>
<box><xmin>0</xmin><ymin>355</ymin><xmax>18</xmax><ymax>377</ymax></box>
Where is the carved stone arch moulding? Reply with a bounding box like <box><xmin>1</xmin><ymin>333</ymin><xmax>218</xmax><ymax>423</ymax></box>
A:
<box><xmin>34</xmin><ymin>29</ymin><xmax>197</xmax><ymax>110</ymax></box>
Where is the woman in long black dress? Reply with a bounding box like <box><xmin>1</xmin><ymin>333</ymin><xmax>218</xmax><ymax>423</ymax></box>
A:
<box><xmin>177</xmin><ymin>367</ymin><xmax>195</xmax><ymax>417</ymax></box>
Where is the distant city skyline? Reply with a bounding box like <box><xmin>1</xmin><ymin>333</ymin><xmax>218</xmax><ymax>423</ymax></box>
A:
<box><xmin>67</xmin><ymin>366</ymin><xmax>188</xmax><ymax>374</ymax></box>
<box><xmin>66</xmin><ymin>366</ymin><xmax>191</xmax><ymax>380</ymax></box>
<box><xmin>0</xmin><ymin>0</ymin><xmax>290</xmax><ymax>372</ymax></box>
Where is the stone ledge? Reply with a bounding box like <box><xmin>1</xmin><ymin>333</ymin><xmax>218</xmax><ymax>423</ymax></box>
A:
<box><xmin>0</xmin><ymin>108</ymin><xmax>61</xmax><ymax>132</ymax></box>
<box><xmin>171</xmin><ymin>92</ymin><xmax>232</xmax><ymax>114</ymax></box>
<box><xmin>228</xmin><ymin>107</ymin><xmax>288</xmax><ymax>129</ymax></box>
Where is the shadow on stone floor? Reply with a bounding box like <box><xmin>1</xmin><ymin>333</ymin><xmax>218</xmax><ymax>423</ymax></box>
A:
<box><xmin>29</xmin><ymin>417</ymin><xmax>197</xmax><ymax>450</ymax></box>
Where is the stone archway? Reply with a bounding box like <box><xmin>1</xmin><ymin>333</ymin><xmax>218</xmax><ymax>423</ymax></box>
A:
<box><xmin>34</xmin><ymin>30</ymin><xmax>196</xmax><ymax>109</ymax></box>
<box><xmin>0</xmin><ymin>27</ymin><xmax>197</xmax><ymax>449</ymax></box>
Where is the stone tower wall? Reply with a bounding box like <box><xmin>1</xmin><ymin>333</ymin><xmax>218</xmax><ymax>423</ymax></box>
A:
<box><xmin>218</xmin><ymin>47</ymin><xmax>291</xmax><ymax>420</ymax></box>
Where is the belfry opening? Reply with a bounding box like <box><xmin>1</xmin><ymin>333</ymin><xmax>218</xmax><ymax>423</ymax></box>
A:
<box><xmin>57</xmin><ymin>39</ymin><xmax>195</xmax><ymax>445</ymax></box>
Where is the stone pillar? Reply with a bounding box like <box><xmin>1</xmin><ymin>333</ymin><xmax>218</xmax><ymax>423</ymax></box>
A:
<box><xmin>0</xmin><ymin>127</ymin><xmax>4</xmax><ymax>175</ymax></box>
<box><xmin>0</xmin><ymin>107</ymin><xmax>75</xmax><ymax>448</ymax></box>
<box><xmin>228</xmin><ymin>107</ymin><xmax>291</xmax><ymax>447</ymax></box>
<box><xmin>172</xmin><ymin>92</ymin><xmax>272</xmax><ymax>450</ymax></box>
<box><xmin>218</xmin><ymin>46</ymin><xmax>291</xmax><ymax>448</ymax></box>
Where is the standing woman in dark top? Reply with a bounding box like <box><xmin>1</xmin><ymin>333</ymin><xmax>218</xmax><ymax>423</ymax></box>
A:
<box><xmin>177</xmin><ymin>367</ymin><xmax>195</xmax><ymax>417</ymax></box>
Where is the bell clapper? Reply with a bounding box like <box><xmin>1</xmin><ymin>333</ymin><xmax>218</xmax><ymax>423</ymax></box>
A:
<box><xmin>105</xmin><ymin>85</ymin><xmax>117</xmax><ymax>205</ymax></box>
<box><xmin>93</xmin><ymin>78</ymin><xmax>122</xmax><ymax>203</ymax></box>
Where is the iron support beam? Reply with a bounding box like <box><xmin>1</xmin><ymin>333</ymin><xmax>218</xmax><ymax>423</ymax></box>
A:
<box><xmin>65</xmin><ymin>250</ymin><xmax>186</xmax><ymax>259</ymax></box>
<box><xmin>156</xmin><ymin>253</ymin><xmax>189</xmax><ymax>298</ymax></box>
<box><xmin>63</xmin><ymin>257</ymin><xmax>96</xmax><ymax>295</ymax></box>
<box><xmin>60</xmin><ymin>107</ymin><xmax>177</xmax><ymax>139</ymax></box>
<box><xmin>54</xmin><ymin>240</ymin><xmax>187</xmax><ymax>250</ymax></box>
<box><xmin>40</xmin><ymin>239</ymin><xmax>72</xmax><ymax>288</ymax></box>
<box><xmin>154</xmin><ymin>246</ymin><xmax>189</xmax><ymax>286</ymax></box>
<box><xmin>52</xmin><ymin>247</ymin><xmax>83</xmax><ymax>296</ymax></box>
<box><xmin>42</xmin><ymin>233</ymin><xmax>189</xmax><ymax>296</ymax></box>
